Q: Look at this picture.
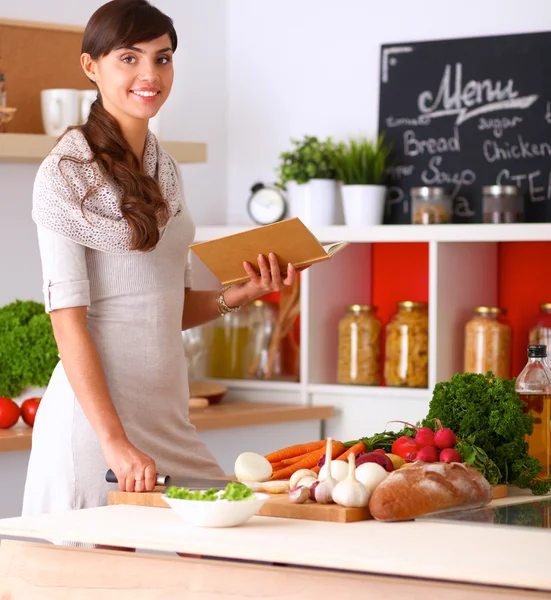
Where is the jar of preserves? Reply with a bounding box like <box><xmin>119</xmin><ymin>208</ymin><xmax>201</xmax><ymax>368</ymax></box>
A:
<box><xmin>209</xmin><ymin>307</ymin><xmax>250</xmax><ymax>379</ymax></box>
<box><xmin>384</xmin><ymin>301</ymin><xmax>429</xmax><ymax>388</ymax></box>
<box><xmin>464</xmin><ymin>306</ymin><xmax>511</xmax><ymax>379</ymax></box>
<box><xmin>337</xmin><ymin>305</ymin><xmax>382</xmax><ymax>385</ymax></box>
<box><xmin>411</xmin><ymin>187</ymin><xmax>452</xmax><ymax>224</ymax></box>
<box><xmin>529</xmin><ymin>303</ymin><xmax>551</xmax><ymax>370</ymax></box>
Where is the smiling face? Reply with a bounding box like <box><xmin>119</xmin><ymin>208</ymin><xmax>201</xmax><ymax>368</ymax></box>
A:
<box><xmin>81</xmin><ymin>34</ymin><xmax>174</xmax><ymax>130</ymax></box>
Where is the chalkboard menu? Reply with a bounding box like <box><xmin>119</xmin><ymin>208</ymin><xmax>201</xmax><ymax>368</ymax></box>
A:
<box><xmin>378</xmin><ymin>31</ymin><xmax>551</xmax><ymax>224</ymax></box>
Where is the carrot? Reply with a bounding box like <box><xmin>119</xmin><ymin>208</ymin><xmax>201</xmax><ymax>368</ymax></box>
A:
<box><xmin>270</xmin><ymin>440</ymin><xmax>345</xmax><ymax>480</ymax></box>
<box><xmin>270</xmin><ymin>461</ymin><xmax>285</xmax><ymax>471</ymax></box>
<box><xmin>311</xmin><ymin>465</ymin><xmax>320</xmax><ymax>475</ymax></box>
<box><xmin>336</xmin><ymin>441</ymin><xmax>366</xmax><ymax>461</ymax></box>
<box><xmin>265</xmin><ymin>440</ymin><xmax>326</xmax><ymax>463</ymax></box>
<box><xmin>280</xmin><ymin>449</ymin><xmax>321</xmax><ymax>466</ymax></box>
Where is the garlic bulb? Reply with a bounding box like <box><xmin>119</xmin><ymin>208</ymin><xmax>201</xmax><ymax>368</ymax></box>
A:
<box><xmin>332</xmin><ymin>453</ymin><xmax>370</xmax><ymax>508</ymax></box>
<box><xmin>289</xmin><ymin>469</ymin><xmax>317</xmax><ymax>490</ymax></box>
<box><xmin>315</xmin><ymin>437</ymin><xmax>336</xmax><ymax>504</ymax></box>
<box><xmin>319</xmin><ymin>459</ymin><xmax>348</xmax><ymax>482</ymax></box>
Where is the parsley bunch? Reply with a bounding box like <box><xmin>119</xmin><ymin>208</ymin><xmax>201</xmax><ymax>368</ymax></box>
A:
<box><xmin>423</xmin><ymin>371</ymin><xmax>550</xmax><ymax>495</ymax></box>
<box><xmin>0</xmin><ymin>300</ymin><xmax>59</xmax><ymax>398</ymax></box>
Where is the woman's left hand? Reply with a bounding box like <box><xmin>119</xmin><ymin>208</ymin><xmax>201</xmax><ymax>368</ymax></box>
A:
<box><xmin>223</xmin><ymin>253</ymin><xmax>297</xmax><ymax>307</ymax></box>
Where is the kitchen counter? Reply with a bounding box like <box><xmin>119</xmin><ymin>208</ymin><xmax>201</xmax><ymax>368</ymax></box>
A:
<box><xmin>0</xmin><ymin>401</ymin><xmax>334</xmax><ymax>453</ymax></box>
<box><xmin>0</xmin><ymin>491</ymin><xmax>550</xmax><ymax>599</ymax></box>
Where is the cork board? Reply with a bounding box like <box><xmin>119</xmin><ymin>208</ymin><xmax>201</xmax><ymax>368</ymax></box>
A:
<box><xmin>0</xmin><ymin>19</ymin><xmax>94</xmax><ymax>133</ymax></box>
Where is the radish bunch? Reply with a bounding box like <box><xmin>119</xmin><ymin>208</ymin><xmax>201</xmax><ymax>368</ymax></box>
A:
<box><xmin>390</xmin><ymin>419</ymin><xmax>461</xmax><ymax>464</ymax></box>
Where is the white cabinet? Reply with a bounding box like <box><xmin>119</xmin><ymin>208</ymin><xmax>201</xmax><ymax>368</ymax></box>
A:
<box><xmin>193</xmin><ymin>223</ymin><xmax>551</xmax><ymax>443</ymax></box>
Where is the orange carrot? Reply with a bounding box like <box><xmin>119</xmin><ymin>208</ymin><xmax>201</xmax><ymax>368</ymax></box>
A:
<box><xmin>270</xmin><ymin>440</ymin><xmax>345</xmax><ymax>480</ymax></box>
<box><xmin>336</xmin><ymin>441</ymin><xmax>366</xmax><ymax>461</ymax></box>
<box><xmin>280</xmin><ymin>449</ymin><xmax>321</xmax><ymax>466</ymax></box>
<box><xmin>270</xmin><ymin>461</ymin><xmax>285</xmax><ymax>471</ymax></box>
<box><xmin>311</xmin><ymin>465</ymin><xmax>320</xmax><ymax>475</ymax></box>
<box><xmin>265</xmin><ymin>440</ymin><xmax>326</xmax><ymax>463</ymax></box>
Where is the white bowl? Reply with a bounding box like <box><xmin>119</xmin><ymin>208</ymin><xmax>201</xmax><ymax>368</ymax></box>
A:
<box><xmin>162</xmin><ymin>492</ymin><xmax>269</xmax><ymax>528</ymax></box>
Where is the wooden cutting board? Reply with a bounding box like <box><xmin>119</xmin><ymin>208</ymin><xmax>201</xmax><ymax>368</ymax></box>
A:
<box><xmin>107</xmin><ymin>488</ymin><xmax>372</xmax><ymax>523</ymax></box>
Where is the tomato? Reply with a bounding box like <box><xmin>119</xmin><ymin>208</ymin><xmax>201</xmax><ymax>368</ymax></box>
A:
<box><xmin>21</xmin><ymin>397</ymin><xmax>41</xmax><ymax>427</ymax></box>
<box><xmin>0</xmin><ymin>397</ymin><xmax>21</xmax><ymax>429</ymax></box>
<box><xmin>373</xmin><ymin>448</ymin><xmax>387</xmax><ymax>455</ymax></box>
<box><xmin>391</xmin><ymin>436</ymin><xmax>419</xmax><ymax>460</ymax></box>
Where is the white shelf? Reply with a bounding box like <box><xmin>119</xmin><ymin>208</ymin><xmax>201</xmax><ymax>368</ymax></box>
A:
<box><xmin>204</xmin><ymin>378</ymin><xmax>300</xmax><ymax>392</ymax></box>
<box><xmin>307</xmin><ymin>384</ymin><xmax>431</xmax><ymax>399</ymax></box>
<box><xmin>195</xmin><ymin>223</ymin><xmax>551</xmax><ymax>244</ymax></box>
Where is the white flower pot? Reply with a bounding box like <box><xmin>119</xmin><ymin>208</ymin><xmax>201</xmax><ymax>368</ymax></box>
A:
<box><xmin>341</xmin><ymin>184</ymin><xmax>387</xmax><ymax>226</ymax></box>
<box><xmin>286</xmin><ymin>179</ymin><xmax>339</xmax><ymax>227</ymax></box>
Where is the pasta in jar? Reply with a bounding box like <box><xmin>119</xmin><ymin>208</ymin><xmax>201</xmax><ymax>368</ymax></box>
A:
<box><xmin>464</xmin><ymin>306</ymin><xmax>511</xmax><ymax>379</ymax></box>
<box><xmin>384</xmin><ymin>301</ymin><xmax>429</xmax><ymax>388</ymax></box>
<box><xmin>337</xmin><ymin>305</ymin><xmax>382</xmax><ymax>385</ymax></box>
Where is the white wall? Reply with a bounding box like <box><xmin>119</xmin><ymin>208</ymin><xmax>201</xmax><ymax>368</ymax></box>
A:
<box><xmin>226</xmin><ymin>0</ymin><xmax>551</xmax><ymax>225</ymax></box>
<box><xmin>0</xmin><ymin>0</ymin><xmax>227</xmax><ymax>307</ymax></box>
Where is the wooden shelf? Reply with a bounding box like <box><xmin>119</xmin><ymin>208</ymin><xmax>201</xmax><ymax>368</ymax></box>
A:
<box><xmin>0</xmin><ymin>401</ymin><xmax>333</xmax><ymax>452</ymax></box>
<box><xmin>0</xmin><ymin>133</ymin><xmax>207</xmax><ymax>164</ymax></box>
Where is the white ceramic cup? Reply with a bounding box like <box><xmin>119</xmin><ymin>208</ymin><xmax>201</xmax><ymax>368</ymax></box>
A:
<box><xmin>40</xmin><ymin>89</ymin><xmax>80</xmax><ymax>136</ymax></box>
<box><xmin>79</xmin><ymin>89</ymin><xmax>98</xmax><ymax>124</ymax></box>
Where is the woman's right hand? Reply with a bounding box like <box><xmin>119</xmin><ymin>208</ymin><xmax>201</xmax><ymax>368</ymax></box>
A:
<box><xmin>102</xmin><ymin>438</ymin><xmax>157</xmax><ymax>492</ymax></box>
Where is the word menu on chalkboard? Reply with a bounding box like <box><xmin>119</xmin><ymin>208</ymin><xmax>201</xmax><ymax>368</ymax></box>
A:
<box><xmin>378</xmin><ymin>31</ymin><xmax>551</xmax><ymax>224</ymax></box>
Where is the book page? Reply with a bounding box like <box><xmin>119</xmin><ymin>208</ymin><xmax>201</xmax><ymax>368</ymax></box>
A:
<box><xmin>322</xmin><ymin>241</ymin><xmax>349</xmax><ymax>257</ymax></box>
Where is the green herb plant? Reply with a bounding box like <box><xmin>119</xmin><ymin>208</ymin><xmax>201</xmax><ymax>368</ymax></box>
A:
<box><xmin>0</xmin><ymin>300</ymin><xmax>59</xmax><ymax>398</ymax></box>
<box><xmin>166</xmin><ymin>481</ymin><xmax>254</xmax><ymax>501</ymax></box>
<box><xmin>275</xmin><ymin>135</ymin><xmax>336</xmax><ymax>187</ymax></box>
<box><xmin>423</xmin><ymin>371</ymin><xmax>551</xmax><ymax>495</ymax></box>
<box><xmin>331</xmin><ymin>134</ymin><xmax>393</xmax><ymax>186</ymax></box>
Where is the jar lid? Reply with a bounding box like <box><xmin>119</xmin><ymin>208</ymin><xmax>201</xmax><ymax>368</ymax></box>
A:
<box><xmin>540</xmin><ymin>303</ymin><xmax>551</xmax><ymax>312</ymax></box>
<box><xmin>397</xmin><ymin>301</ymin><xmax>428</xmax><ymax>309</ymax></box>
<box><xmin>410</xmin><ymin>186</ymin><xmax>447</xmax><ymax>199</ymax></box>
<box><xmin>482</xmin><ymin>185</ymin><xmax>519</xmax><ymax>196</ymax></box>
<box><xmin>528</xmin><ymin>345</ymin><xmax>547</xmax><ymax>358</ymax></box>
<box><xmin>346</xmin><ymin>304</ymin><xmax>375</xmax><ymax>313</ymax></box>
<box><xmin>473</xmin><ymin>306</ymin><xmax>504</xmax><ymax>315</ymax></box>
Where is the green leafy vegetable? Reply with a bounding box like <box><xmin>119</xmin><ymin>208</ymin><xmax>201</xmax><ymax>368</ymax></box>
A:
<box><xmin>423</xmin><ymin>371</ymin><xmax>551</xmax><ymax>495</ymax></box>
<box><xmin>0</xmin><ymin>300</ymin><xmax>59</xmax><ymax>398</ymax></box>
<box><xmin>166</xmin><ymin>481</ymin><xmax>254</xmax><ymax>502</ymax></box>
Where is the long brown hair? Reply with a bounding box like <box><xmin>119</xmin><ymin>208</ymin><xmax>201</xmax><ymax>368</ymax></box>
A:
<box><xmin>64</xmin><ymin>0</ymin><xmax>178</xmax><ymax>252</ymax></box>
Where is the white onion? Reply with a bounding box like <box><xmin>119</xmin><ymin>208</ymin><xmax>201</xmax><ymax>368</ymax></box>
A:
<box><xmin>234</xmin><ymin>452</ymin><xmax>272</xmax><ymax>482</ymax></box>
<box><xmin>355</xmin><ymin>462</ymin><xmax>388</xmax><ymax>493</ymax></box>
<box><xmin>319</xmin><ymin>460</ymin><xmax>348</xmax><ymax>482</ymax></box>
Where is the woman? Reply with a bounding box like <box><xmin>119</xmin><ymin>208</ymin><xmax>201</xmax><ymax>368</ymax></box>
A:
<box><xmin>22</xmin><ymin>0</ymin><xmax>295</xmax><ymax>518</ymax></box>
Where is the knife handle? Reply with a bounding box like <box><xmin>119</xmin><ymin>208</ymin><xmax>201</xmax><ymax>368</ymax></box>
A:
<box><xmin>105</xmin><ymin>469</ymin><xmax>169</xmax><ymax>486</ymax></box>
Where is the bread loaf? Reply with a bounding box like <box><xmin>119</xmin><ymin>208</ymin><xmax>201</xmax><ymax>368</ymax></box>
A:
<box><xmin>369</xmin><ymin>461</ymin><xmax>493</xmax><ymax>522</ymax></box>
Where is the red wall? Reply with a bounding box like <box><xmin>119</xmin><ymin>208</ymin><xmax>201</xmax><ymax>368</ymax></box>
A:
<box><xmin>499</xmin><ymin>242</ymin><xmax>551</xmax><ymax>377</ymax></box>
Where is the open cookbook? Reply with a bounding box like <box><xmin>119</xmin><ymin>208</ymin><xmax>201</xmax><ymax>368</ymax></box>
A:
<box><xmin>189</xmin><ymin>217</ymin><xmax>349</xmax><ymax>286</ymax></box>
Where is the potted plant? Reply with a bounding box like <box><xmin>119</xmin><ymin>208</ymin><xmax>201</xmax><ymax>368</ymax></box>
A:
<box><xmin>331</xmin><ymin>134</ymin><xmax>393</xmax><ymax>226</ymax></box>
<box><xmin>275</xmin><ymin>135</ymin><xmax>339</xmax><ymax>227</ymax></box>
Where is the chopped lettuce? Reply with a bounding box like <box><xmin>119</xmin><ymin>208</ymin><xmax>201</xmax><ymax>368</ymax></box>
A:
<box><xmin>166</xmin><ymin>481</ymin><xmax>254</xmax><ymax>501</ymax></box>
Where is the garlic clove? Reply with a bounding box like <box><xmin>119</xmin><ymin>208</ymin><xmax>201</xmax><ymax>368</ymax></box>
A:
<box><xmin>289</xmin><ymin>468</ymin><xmax>317</xmax><ymax>490</ymax></box>
<box><xmin>289</xmin><ymin>486</ymin><xmax>310</xmax><ymax>504</ymax></box>
<box><xmin>295</xmin><ymin>475</ymin><xmax>318</xmax><ymax>489</ymax></box>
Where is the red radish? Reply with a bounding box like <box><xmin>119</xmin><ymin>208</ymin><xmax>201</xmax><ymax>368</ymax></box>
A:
<box><xmin>416</xmin><ymin>446</ymin><xmax>439</xmax><ymax>463</ymax></box>
<box><xmin>434</xmin><ymin>419</ymin><xmax>457</xmax><ymax>449</ymax></box>
<box><xmin>389</xmin><ymin>420</ymin><xmax>436</xmax><ymax>448</ymax></box>
<box><xmin>356</xmin><ymin>452</ymin><xmax>394</xmax><ymax>473</ymax></box>
<box><xmin>405</xmin><ymin>451</ymin><xmax>418</xmax><ymax>462</ymax></box>
<box><xmin>439</xmin><ymin>448</ymin><xmax>462</xmax><ymax>463</ymax></box>
<box><xmin>391</xmin><ymin>436</ymin><xmax>419</xmax><ymax>460</ymax></box>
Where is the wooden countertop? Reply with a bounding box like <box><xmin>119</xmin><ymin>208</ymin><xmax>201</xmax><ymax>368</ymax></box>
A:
<box><xmin>0</xmin><ymin>401</ymin><xmax>334</xmax><ymax>453</ymax></box>
<box><xmin>0</xmin><ymin>492</ymin><xmax>550</xmax><ymax>593</ymax></box>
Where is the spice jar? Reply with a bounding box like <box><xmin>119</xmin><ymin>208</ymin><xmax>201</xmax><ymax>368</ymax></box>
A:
<box><xmin>529</xmin><ymin>304</ymin><xmax>551</xmax><ymax>370</ymax></box>
<box><xmin>464</xmin><ymin>306</ymin><xmax>511</xmax><ymax>379</ymax></box>
<box><xmin>482</xmin><ymin>185</ymin><xmax>523</xmax><ymax>223</ymax></box>
<box><xmin>384</xmin><ymin>301</ymin><xmax>429</xmax><ymax>388</ymax></box>
<box><xmin>411</xmin><ymin>187</ymin><xmax>452</xmax><ymax>224</ymax></box>
<box><xmin>337</xmin><ymin>305</ymin><xmax>382</xmax><ymax>385</ymax></box>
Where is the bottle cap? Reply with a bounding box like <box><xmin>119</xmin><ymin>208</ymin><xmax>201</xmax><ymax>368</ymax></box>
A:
<box><xmin>528</xmin><ymin>345</ymin><xmax>547</xmax><ymax>358</ymax></box>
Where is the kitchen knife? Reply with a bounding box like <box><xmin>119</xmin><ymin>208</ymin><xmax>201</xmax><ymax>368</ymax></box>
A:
<box><xmin>105</xmin><ymin>469</ymin><xmax>228</xmax><ymax>490</ymax></box>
